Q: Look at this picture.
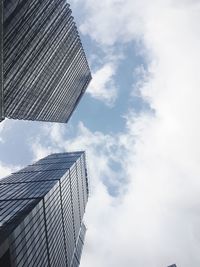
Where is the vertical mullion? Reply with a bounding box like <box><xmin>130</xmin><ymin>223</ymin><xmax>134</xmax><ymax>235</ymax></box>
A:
<box><xmin>42</xmin><ymin>198</ymin><xmax>51</xmax><ymax>267</ymax></box>
<box><xmin>0</xmin><ymin>0</ymin><xmax>4</xmax><ymax>121</ymax></box>
<box><xmin>59</xmin><ymin>179</ymin><xmax>68</xmax><ymax>266</ymax></box>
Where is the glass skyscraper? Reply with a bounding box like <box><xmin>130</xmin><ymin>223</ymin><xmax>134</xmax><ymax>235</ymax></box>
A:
<box><xmin>0</xmin><ymin>151</ymin><xmax>89</xmax><ymax>267</ymax></box>
<box><xmin>0</xmin><ymin>0</ymin><xmax>91</xmax><ymax>122</ymax></box>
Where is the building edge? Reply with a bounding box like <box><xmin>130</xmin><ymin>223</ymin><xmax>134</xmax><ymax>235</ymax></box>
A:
<box><xmin>0</xmin><ymin>151</ymin><xmax>88</xmax><ymax>266</ymax></box>
<box><xmin>0</xmin><ymin>0</ymin><xmax>4</xmax><ymax>122</ymax></box>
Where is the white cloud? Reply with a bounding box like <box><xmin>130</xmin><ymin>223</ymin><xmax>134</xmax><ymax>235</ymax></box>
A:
<box><xmin>0</xmin><ymin>162</ymin><xmax>20</xmax><ymax>179</ymax></box>
<box><xmin>31</xmin><ymin>139</ymin><xmax>56</xmax><ymax>161</ymax></box>
<box><xmin>30</xmin><ymin>124</ymin><xmax>66</xmax><ymax>161</ymax></box>
<box><xmin>0</xmin><ymin>119</ymin><xmax>12</xmax><ymax>143</ymax></box>
<box><xmin>32</xmin><ymin>1</ymin><xmax>200</xmax><ymax>266</ymax></box>
<box><xmin>31</xmin><ymin>122</ymin><xmax>126</xmax><ymax>194</ymax></box>
<box><xmin>87</xmin><ymin>63</ymin><xmax>117</xmax><ymax>106</ymax></box>
<box><xmin>3</xmin><ymin>1</ymin><xmax>200</xmax><ymax>266</ymax></box>
<box><xmin>78</xmin><ymin>0</ymin><xmax>144</xmax><ymax>46</ymax></box>
<box><xmin>0</xmin><ymin>120</ymin><xmax>21</xmax><ymax>178</ymax></box>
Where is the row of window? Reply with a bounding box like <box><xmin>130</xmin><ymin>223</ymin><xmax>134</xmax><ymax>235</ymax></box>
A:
<box><xmin>0</xmin><ymin>152</ymin><xmax>88</xmax><ymax>266</ymax></box>
<box><xmin>3</xmin><ymin>0</ymin><xmax>91</xmax><ymax>122</ymax></box>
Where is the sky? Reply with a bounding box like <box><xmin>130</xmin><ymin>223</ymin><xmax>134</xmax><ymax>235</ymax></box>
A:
<box><xmin>1</xmin><ymin>0</ymin><xmax>200</xmax><ymax>266</ymax></box>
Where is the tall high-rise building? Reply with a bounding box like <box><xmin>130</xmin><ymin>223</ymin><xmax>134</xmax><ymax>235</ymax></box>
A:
<box><xmin>0</xmin><ymin>0</ymin><xmax>91</xmax><ymax>123</ymax></box>
<box><xmin>0</xmin><ymin>151</ymin><xmax>89</xmax><ymax>267</ymax></box>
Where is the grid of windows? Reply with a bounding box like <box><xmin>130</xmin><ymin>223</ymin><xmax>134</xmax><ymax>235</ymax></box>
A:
<box><xmin>71</xmin><ymin>223</ymin><xmax>86</xmax><ymax>267</ymax></box>
<box><xmin>0</xmin><ymin>199</ymin><xmax>37</xmax><ymax>227</ymax></box>
<box><xmin>9</xmin><ymin>201</ymin><xmax>48</xmax><ymax>267</ymax></box>
<box><xmin>44</xmin><ymin>182</ymin><xmax>66</xmax><ymax>267</ymax></box>
<box><xmin>1</xmin><ymin>170</ymin><xmax>68</xmax><ymax>183</ymax></box>
<box><xmin>0</xmin><ymin>180</ymin><xmax>58</xmax><ymax>200</ymax></box>
<box><xmin>1</xmin><ymin>0</ymin><xmax>91</xmax><ymax>122</ymax></box>
<box><xmin>0</xmin><ymin>0</ymin><xmax>3</xmax><ymax>120</ymax></box>
<box><xmin>0</xmin><ymin>152</ymin><xmax>89</xmax><ymax>267</ymax></box>
<box><xmin>61</xmin><ymin>170</ymin><xmax>76</xmax><ymax>265</ymax></box>
<box><xmin>0</xmin><ymin>199</ymin><xmax>40</xmax><ymax>248</ymax></box>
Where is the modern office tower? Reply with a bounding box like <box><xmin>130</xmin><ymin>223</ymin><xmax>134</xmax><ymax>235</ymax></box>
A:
<box><xmin>0</xmin><ymin>151</ymin><xmax>89</xmax><ymax>267</ymax></box>
<box><xmin>0</xmin><ymin>0</ymin><xmax>91</xmax><ymax>123</ymax></box>
<box><xmin>0</xmin><ymin>1</ymin><xmax>3</xmax><ymax>121</ymax></box>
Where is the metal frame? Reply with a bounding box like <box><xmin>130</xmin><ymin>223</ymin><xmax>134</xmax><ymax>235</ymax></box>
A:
<box><xmin>0</xmin><ymin>152</ymin><xmax>88</xmax><ymax>266</ymax></box>
<box><xmin>3</xmin><ymin>0</ymin><xmax>91</xmax><ymax>123</ymax></box>
<box><xmin>0</xmin><ymin>0</ymin><xmax>4</xmax><ymax>122</ymax></box>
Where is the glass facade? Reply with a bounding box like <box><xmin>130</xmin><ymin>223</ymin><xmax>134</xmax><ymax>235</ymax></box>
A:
<box><xmin>1</xmin><ymin>0</ymin><xmax>91</xmax><ymax>122</ymax></box>
<box><xmin>71</xmin><ymin>223</ymin><xmax>86</xmax><ymax>267</ymax></box>
<box><xmin>0</xmin><ymin>151</ymin><xmax>89</xmax><ymax>267</ymax></box>
<box><xmin>0</xmin><ymin>0</ymin><xmax>3</xmax><ymax>121</ymax></box>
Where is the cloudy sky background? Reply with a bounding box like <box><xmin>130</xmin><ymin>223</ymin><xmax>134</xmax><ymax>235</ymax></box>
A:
<box><xmin>1</xmin><ymin>0</ymin><xmax>200</xmax><ymax>266</ymax></box>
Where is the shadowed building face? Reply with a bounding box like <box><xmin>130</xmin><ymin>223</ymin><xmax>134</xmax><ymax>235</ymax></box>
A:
<box><xmin>0</xmin><ymin>0</ymin><xmax>91</xmax><ymax>123</ymax></box>
<box><xmin>0</xmin><ymin>1</ymin><xmax>3</xmax><ymax>121</ymax></box>
<box><xmin>0</xmin><ymin>151</ymin><xmax>89</xmax><ymax>267</ymax></box>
